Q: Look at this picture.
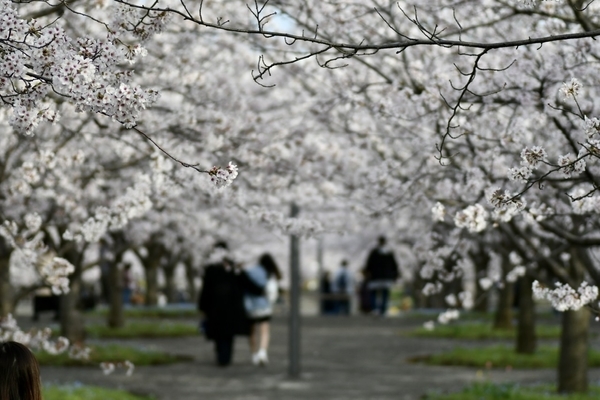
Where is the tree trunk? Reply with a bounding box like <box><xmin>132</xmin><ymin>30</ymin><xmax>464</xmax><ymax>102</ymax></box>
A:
<box><xmin>163</xmin><ymin>263</ymin><xmax>176</xmax><ymax>304</ymax></box>
<box><xmin>0</xmin><ymin>237</ymin><xmax>12</xmax><ymax>317</ymax></box>
<box><xmin>106</xmin><ymin>232</ymin><xmax>128</xmax><ymax>328</ymax></box>
<box><xmin>107</xmin><ymin>260</ymin><xmax>124</xmax><ymax>328</ymax></box>
<box><xmin>515</xmin><ymin>273</ymin><xmax>536</xmax><ymax>354</ymax></box>
<box><xmin>411</xmin><ymin>272</ymin><xmax>427</xmax><ymax>309</ymax></box>
<box><xmin>493</xmin><ymin>282</ymin><xmax>514</xmax><ymax>330</ymax></box>
<box><xmin>60</xmin><ymin>246</ymin><xmax>85</xmax><ymax>344</ymax></box>
<box><xmin>557</xmin><ymin>246</ymin><xmax>591</xmax><ymax>393</ymax></box>
<box><xmin>470</xmin><ymin>247</ymin><xmax>491</xmax><ymax>313</ymax></box>
<box><xmin>558</xmin><ymin>307</ymin><xmax>589</xmax><ymax>393</ymax></box>
<box><xmin>143</xmin><ymin>244</ymin><xmax>164</xmax><ymax>306</ymax></box>
<box><xmin>184</xmin><ymin>256</ymin><xmax>197</xmax><ymax>304</ymax></box>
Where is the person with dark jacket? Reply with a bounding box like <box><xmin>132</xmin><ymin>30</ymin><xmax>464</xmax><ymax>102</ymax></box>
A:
<box><xmin>363</xmin><ymin>236</ymin><xmax>400</xmax><ymax>316</ymax></box>
<box><xmin>198</xmin><ymin>241</ymin><xmax>263</xmax><ymax>366</ymax></box>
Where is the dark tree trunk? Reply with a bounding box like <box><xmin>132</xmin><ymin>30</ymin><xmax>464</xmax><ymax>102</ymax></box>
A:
<box><xmin>106</xmin><ymin>232</ymin><xmax>128</xmax><ymax>328</ymax></box>
<box><xmin>163</xmin><ymin>263</ymin><xmax>176</xmax><ymax>304</ymax></box>
<box><xmin>557</xmin><ymin>247</ymin><xmax>591</xmax><ymax>393</ymax></box>
<box><xmin>143</xmin><ymin>243</ymin><xmax>164</xmax><ymax>306</ymax></box>
<box><xmin>184</xmin><ymin>256</ymin><xmax>198</xmax><ymax>303</ymax></box>
<box><xmin>558</xmin><ymin>307</ymin><xmax>589</xmax><ymax>393</ymax></box>
<box><xmin>515</xmin><ymin>273</ymin><xmax>536</xmax><ymax>354</ymax></box>
<box><xmin>470</xmin><ymin>247</ymin><xmax>491</xmax><ymax>313</ymax></box>
<box><xmin>493</xmin><ymin>283</ymin><xmax>514</xmax><ymax>329</ymax></box>
<box><xmin>411</xmin><ymin>268</ymin><xmax>427</xmax><ymax>309</ymax></box>
<box><xmin>493</xmin><ymin>253</ymin><xmax>514</xmax><ymax>330</ymax></box>
<box><xmin>60</xmin><ymin>245</ymin><xmax>85</xmax><ymax>344</ymax></box>
<box><xmin>0</xmin><ymin>237</ymin><xmax>12</xmax><ymax>318</ymax></box>
<box><xmin>107</xmin><ymin>260</ymin><xmax>124</xmax><ymax>328</ymax></box>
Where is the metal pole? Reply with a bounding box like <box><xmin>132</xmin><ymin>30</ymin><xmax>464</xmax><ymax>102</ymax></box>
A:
<box><xmin>316</xmin><ymin>236</ymin><xmax>324</xmax><ymax>315</ymax></box>
<box><xmin>289</xmin><ymin>202</ymin><xmax>301</xmax><ymax>378</ymax></box>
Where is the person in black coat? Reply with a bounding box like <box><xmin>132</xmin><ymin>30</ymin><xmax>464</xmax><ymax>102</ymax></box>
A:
<box><xmin>363</xmin><ymin>236</ymin><xmax>400</xmax><ymax>316</ymax></box>
<box><xmin>198</xmin><ymin>241</ymin><xmax>263</xmax><ymax>366</ymax></box>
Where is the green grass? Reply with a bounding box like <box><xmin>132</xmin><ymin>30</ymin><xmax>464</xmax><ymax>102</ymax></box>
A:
<box><xmin>407</xmin><ymin>322</ymin><xmax>561</xmax><ymax>340</ymax></box>
<box><xmin>411</xmin><ymin>345</ymin><xmax>600</xmax><ymax>369</ymax></box>
<box><xmin>91</xmin><ymin>307</ymin><xmax>197</xmax><ymax>319</ymax></box>
<box><xmin>35</xmin><ymin>343</ymin><xmax>192</xmax><ymax>367</ymax></box>
<box><xmin>44</xmin><ymin>384</ymin><xmax>155</xmax><ymax>400</ymax></box>
<box><xmin>85</xmin><ymin>321</ymin><xmax>199</xmax><ymax>339</ymax></box>
<box><xmin>425</xmin><ymin>382</ymin><xmax>600</xmax><ymax>399</ymax></box>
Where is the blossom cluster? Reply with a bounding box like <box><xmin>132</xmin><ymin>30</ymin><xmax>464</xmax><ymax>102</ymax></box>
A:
<box><xmin>532</xmin><ymin>280</ymin><xmax>598</xmax><ymax>312</ymax></box>
<box><xmin>208</xmin><ymin>162</ymin><xmax>239</xmax><ymax>189</ymax></box>
<box><xmin>508</xmin><ymin>146</ymin><xmax>548</xmax><ymax>182</ymax></box>
<box><xmin>557</xmin><ymin>153</ymin><xmax>586</xmax><ymax>178</ymax></box>
<box><xmin>560</xmin><ymin>77</ymin><xmax>581</xmax><ymax>99</ymax></box>
<box><xmin>569</xmin><ymin>186</ymin><xmax>600</xmax><ymax>214</ymax></box>
<box><xmin>437</xmin><ymin>309</ymin><xmax>460</xmax><ymax>324</ymax></box>
<box><xmin>36</xmin><ymin>254</ymin><xmax>75</xmax><ymax>294</ymax></box>
<box><xmin>247</xmin><ymin>208</ymin><xmax>324</xmax><ymax>237</ymax></box>
<box><xmin>0</xmin><ymin>213</ymin><xmax>76</xmax><ymax>294</ymax></box>
<box><xmin>0</xmin><ymin>0</ymin><xmax>159</xmax><ymax>135</ymax></box>
<box><xmin>486</xmin><ymin>188</ymin><xmax>526</xmax><ymax>223</ymax></box>
<box><xmin>0</xmin><ymin>315</ymin><xmax>120</xmax><ymax>374</ymax></box>
<box><xmin>422</xmin><ymin>281</ymin><xmax>443</xmax><ymax>295</ymax></box>
<box><xmin>110</xmin><ymin>3</ymin><xmax>171</xmax><ymax>42</ymax></box>
<box><xmin>454</xmin><ymin>204</ymin><xmax>488</xmax><ymax>233</ymax></box>
<box><xmin>431</xmin><ymin>202</ymin><xmax>446</xmax><ymax>222</ymax></box>
<box><xmin>444</xmin><ymin>291</ymin><xmax>473</xmax><ymax>309</ymax></box>
<box><xmin>64</xmin><ymin>176</ymin><xmax>153</xmax><ymax>243</ymax></box>
<box><xmin>506</xmin><ymin>266</ymin><xmax>526</xmax><ymax>283</ymax></box>
<box><xmin>0</xmin><ymin>314</ymin><xmax>71</xmax><ymax>356</ymax></box>
<box><xmin>100</xmin><ymin>360</ymin><xmax>135</xmax><ymax>376</ymax></box>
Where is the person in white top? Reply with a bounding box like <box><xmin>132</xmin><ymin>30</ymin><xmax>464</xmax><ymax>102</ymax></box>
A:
<box><xmin>244</xmin><ymin>253</ymin><xmax>281</xmax><ymax>366</ymax></box>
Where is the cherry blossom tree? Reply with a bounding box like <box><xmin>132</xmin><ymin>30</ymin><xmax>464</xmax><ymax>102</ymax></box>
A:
<box><xmin>125</xmin><ymin>0</ymin><xmax>600</xmax><ymax>393</ymax></box>
<box><xmin>5</xmin><ymin>0</ymin><xmax>600</xmax><ymax>393</ymax></box>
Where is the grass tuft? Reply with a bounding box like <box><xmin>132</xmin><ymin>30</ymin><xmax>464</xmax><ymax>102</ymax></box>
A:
<box><xmin>86</xmin><ymin>321</ymin><xmax>199</xmax><ymax>339</ymax></box>
<box><xmin>36</xmin><ymin>343</ymin><xmax>192</xmax><ymax>367</ymax></box>
<box><xmin>410</xmin><ymin>344</ymin><xmax>600</xmax><ymax>369</ymax></box>
<box><xmin>91</xmin><ymin>307</ymin><xmax>198</xmax><ymax>319</ymax></box>
<box><xmin>425</xmin><ymin>382</ymin><xmax>600</xmax><ymax>400</ymax></box>
<box><xmin>407</xmin><ymin>322</ymin><xmax>561</xmax><ymax>340</ymax></box>
<box><xmin>44</xmin><ymin>384</ymin><xmax>155</xmax><ymax>400</ymax></box>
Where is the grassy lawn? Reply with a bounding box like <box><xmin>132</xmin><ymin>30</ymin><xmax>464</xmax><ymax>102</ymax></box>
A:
<box><xmin>410</xmin><ymin>344</ymin><xmax>600</xmax><ymax>369</ymax></box>
<box><xmin>425</xmin><ymin>382</ymin><xmax>600</xmax><ymax>399</ymax></box>
<box><xmin>44</xmin><ymin>384</ymin><xmax>155</xmax><ymax>400</ymax></box>
<box><xmin>36</xmin><ymin>343</ymin><xmax>192</xmax><ymax>367</ymax></box>
<box><xmin>85</xmin><ymin>321</ymin><xmax>199</xmax><ymax>339</ymax></box>
<box><xmin>91</xmin><ymin>306</ymin><xmax>197</xmax><ymax>319</ymax></box>
<box><xmin>407</xmin><ymin>322</ymin><xmax>561</xmax><ymax>340</ymax></box>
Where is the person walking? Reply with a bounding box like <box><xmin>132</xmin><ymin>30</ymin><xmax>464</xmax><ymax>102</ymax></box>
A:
<box><xmin>121</xmin><ymin>262</ymin><xmax>135</xmax><ymax>305</ymax></box>
<box><xmin>319</xmin><ymin>270</ymin><xmax>336</xmax><ymax>315</ymax></box>
<box><xmin>363</xmin><ymin>236</ymin><xmax>400</xmax><ymax>316</ymax></box>
<box><xmin>331</xmin><ymin>260</ymin><xmax>353</xmax><ymax>315</ymax></box>
<box><xmin>0</xmin><ymin>341</ymin><xmax>43</xmax><ymax>400</ymax></box>
<box><xmin>198</xmin><ymin>241</ymin><xmax>263</xmax><ymax>367</ymax></box>
<box><xmin>244</xmin><ymin>253</ymin><xmax>281</xmax><ymax>366</ymax></box>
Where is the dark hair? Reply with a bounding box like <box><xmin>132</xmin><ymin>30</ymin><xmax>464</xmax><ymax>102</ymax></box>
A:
<box><xmin>259</xmin><ymin>253</ymin><xmax>281</xmax><ymax>280</ymax></box>
<box><xmin>377</xmin><ymin>236</ymin><xmax>387</xmax><ymax>246</ymax></box>
<box><xmin>0</xmin><ymin>341</ymin><xmax>42</xmax><ymax>400</ymax></box>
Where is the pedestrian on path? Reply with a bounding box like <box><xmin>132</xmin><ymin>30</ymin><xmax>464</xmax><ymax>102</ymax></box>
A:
<box><xmin>198</xmin><ymin>241</ymin><xmax>264</xmax><ymax>367</ymax></box>
<box><xmin>319</xmin><ymin>270</ymin><xmax>336</xmax><ymax>315</ymax></box>
<box><xmin>331</xmin><ymin>259</ymin><xmax>353</xmax><ymax>315</ymax></box>
<box><xmin>0</xmin><ymin>341</ymin><xmax>43</xmax><ymax>400</ymax></box>
<box><xmin>244</xmin><ymin>253</ymin><xmax>282</xmax><ymax>366</ymax></box>
<box><xmin>362</xmin><ymin>235</ymin><xmax>400</xmax><ymax>316</ymax></box>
